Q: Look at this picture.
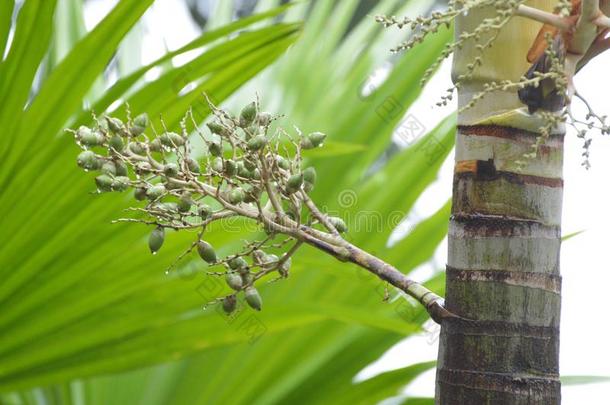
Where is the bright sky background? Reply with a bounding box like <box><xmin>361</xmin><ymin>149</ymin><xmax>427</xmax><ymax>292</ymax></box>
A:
<box><xmin>85</xmin><ymin>1</ymin><xmax>610</xmax><ymax>403</ymax></box>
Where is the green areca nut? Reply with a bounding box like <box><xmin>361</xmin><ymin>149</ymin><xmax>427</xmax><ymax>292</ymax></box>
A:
<box><xmin>111</xmin><ymin>176</ymin><xmax>130</xmax><ymax>191</ymax></box>
<box><xmin>130</xmin><ymin>113</ymin><xmax>149</xmax><ymax>136</ymax></box>
<box><xmin>163</xmin><ymin>163</ymin><xmax>179</xmax><ymax>177</ymax></box>
<box><xmin>308</xmin><ymin>132</ymin><xmax>326</xmax><ymax>147</ymax></box>
<box><xmin>228</xmin><ymin>257</ymin><xmax>248</xmax><ymax>270</ymax></box>
<box><xmin>134</xmin><ymin>187</ymin><xmax>147</xmax><ymax>201</ymax></box>
<box><xmin>95</xmin><ymin>174</ymin><xmax>113</xmax><ymax>192</ymax></box>
<box><xmin>208</xmin><ymin>141</ymin><xmax>222</xmax><ymax>157</ymax></box>
<box><xmin>244</xmin><ymin>287</ymin><xmax>262</xmax><ymax>311</ymax></box>
<box><xmin>247</xmin><ymin>135</ymin><xmax>267</xmax><ymax>151</ymax></box>
<box><xmin>206</xmin><ymin>122</ymin><xmax>225</xmax><ymax>135</ymax></box>
<box><xmin>146</xmin><ymin>184</ymin><xmax>166</xmax><ymax>200</ymax></box>
<box><xmin>286</xmin><ymin>173</ymin><xmax>304</xmax><ymax>194</ymax></box>
<box><xmin>222</xmin><ymin>295</ymin><xmax>237</xmax><ymax>314</ymax></box>
<box><xmin>240</xmin><ymin>102</ymin><xmax>257</xmax><ymax>126</ymax></box>
<box><xmin>276</xmin><ymin>156</ymin><xmax>290</xmax><ymax>170</ymax></box>
<box><xmin>198</xmin><ymin>204</ymin><xmax>212</xmax><ymax>219</ymax></box>
<box><xmin>225</xmin><ymin>272</ymin><xmax>244</xmax><ymax>291</ymax></box>
<box><xmin>177</xmin><ymin>193</ymin><xmax>193</xmax><ymax>213</ymax></box>
<box><xmin>197</xmin><ymin>241</ymin><xmax>217</xmax><ymax>263</ymax></box>
<box><xmin>227</xmin><ymin>188</ymin><xmax>245</xmax><ymax>204</ymax></box>
<box><xmin>160</xmin><ymin>132</ymin><xmax>185</xmax><ymax>147</ymax></box>
<box><xmin>148</xmin><ymin>227</ymin><xmax>165</xmax><ymax>254</ymax></box>
<box><xmin>109</xmin><ymin>135</ymin><xmax>124</xmax><ymax>152</ymax></box>
<box><xmin>106</xmin><ymin>117</ymin><xmax>125</xmax><ymax>134</ymax></box>
<box><xmin>185</xmin><ymin>157</ymin><xmax>200</xmax><ymax>173</ymax></box>
<box><xmin>224</xmin><ymin>159</ymin><xmax>237</xmax><ymax>176</ymax></box>
<box><xmin>211</xmin><ymin>157</ymin><xmax>224</xmax><ymax>173</ymax></box>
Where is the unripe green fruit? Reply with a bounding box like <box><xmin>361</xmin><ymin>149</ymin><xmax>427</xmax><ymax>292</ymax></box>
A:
<box><xmin>114</xmin><ymin>160</ymin><xmax>128</xmax><ymax>176</ymax></box>
<box><xmin>208</xmin><ymin>141</ymin><xmax>222</xmax><ymax>157</ymax></box>
<box><xmin>76</xmin><ymin>126</ymin><xmax>92</xmax><ymax>140</ymax></box>
<box><xmin>247</xmin><ymin>135</ymin><xmax>267</xmax><ymax>151</ymax></box>
<box><xmin>149</xmin><ymin>138</ymin><xmax>162</xmax><ymax>152</ymax></box>
<box><xmin>129</xmin><ymin>142</ymin><xmax>146</xmax><ymax>155</ymax></box>
<box><xmin>241</xmin><ymin>272</ymin><xmax>253</xmax><ymax>285</ymax></box>
<box><xmin>225</xmin><ymin>272</ymin><xmax>244</xmax><ymax>291</ymax></box>
<box><xmin>160</xmin><ymin>132</ymin><xmax>185</xmax><ymax>147</ymax></box>
<box><xmin>240</xmin><ymin>102</ymin><xmax>257</xmax><ymax>126</ymax></box>
<box><xmin>77</xmin><ymin>151</ymin><xmax>101</xmax><ymax>170</ymax></box>
<box><xmin>227</xmin><ymin>188</ymin><xmax>245</xmax><ymax>204</ymax></box>
<box><xmin>146</xmin><ymin>184</ymin><xmax>166</xmax><ymax>200</ymax></box>
<box><xmin>130</xmin><ymin>113</ymin><xmax>149</xmax><ymax>136</ymax></box>
<box><xmin>243</xmin><ymin>184</ymin><xmax>261</xmax><ymax>203</ymax></box>
<box><xmin>198</xmin><ymin>204</ymin><xmax>212</xmax><ymax>219</ymax></box>
<box><xmin>165</xmin><ymin>179</ymin><xmax>182</xmax><ymax>190</ymax></box>
<box><xmin>106</xmin><ymin>117</ymin><xmax>125</xmax><ymax>134</ymax></box>
<box><xmin>163</xmin><ymin>163</ymin><xmax>179</xmax><ymax>177</ymax></box>
<box><xmin>250</xmin><ymin>169</ymin><xmax>261</xmax><ymax>180</ymax></box>
<box><xmin>229</xmin><ymin>257</ymin><xmax>248</xmax><ymax>270</ymax></box>
<box><xmin>109</xmin><ymin>135</ymin><xmax>124</xmax><ymax>151</ymax></box>
<box><xmin>263</xmin><ymin>254</ymin><xmax>279</xmax><ymax>270</ymax></box>
<box><xmin>135</xmin><ymin>161</ymin><xmax>152</xmax><ymax>174</ymax></box>
<box><xmin>111</xmin><ymin>176</ymin><xmax>130</xmax><ymax>192</ymax></box>
<box><xmin>252</xmin><ymin>250</ymin><xmax>266</xmax><ymax>265</ymax></box>
<box><xmin>134</xmin><ymin>113</ymin><xmax>149</xmax><ymax>128</ymax></box>
<box><xmin>257</xmin><ymin>112</ymin><xmax>272</xmax><ymax>126</ymax></box>
<box><xmin>134</xmin><ymin>187</ymin><xmax>147</xmax><ymax>201</ymax></box>
<box><xmin>329</xmin><ymin>216</ymin><xmax>348</xmax><ymax>233</ymax></box>
<box><xmin>303</xmin><ymin>182</ymin><xmax>314</xmax><ymax>193</ymax></box>
<box><xmin>197</xmin><ymin>241</ymin><xmax>217</xmax><ymax>263</ymax></box>
<box><xmin>98</xmin><ymin>119</ymin><xmax>109</xmax><ymax>133</ymax></box>
<box><xmin>303</xmin><ymin>167</ymin><xmax>316</xmax><ymax>185</ymax></box>
<box><xmin>101</xmin><ymin>162</ymin><xmax>117</xmax><ymax>175</ymax></box>
<box><xmin>148</xmin><ymin>227</ymin><xmax>165</xmax><ymax>254</ymax></box>
<box><xmin>211</xmin><ymin>157</ymin><xmax>224</xmax><ymax>173</ymax></box>
<box><xmin>244</xmin><ymin>159</ymin><xmax>257</xmax><ymax>171</ymax></box>
<box><xmin>300</xmin><ymin>136</ymin><xmax>314</xmax><ymax>150</ymax></box>
<box><xmin>222</xmin><ymin>295</ymin><xmax>237</xmax><ymax>314</ymax></box>
<box><xmin>224</xmin><ymin>160</ymin><xmax>237</xmax><ymax>176</ymax></box>
<box><xmin>78</xmin><ymin>127</ymin><xmax>105</xmax><ymax>147</ymax></box>
<box><xmin>177</xmin><ymin>193</ymin><xmax>193</xmax><ymax>213</ymax></box>
<box><xmin>130</xmin><ymin>125</ymin><xmax>145</xmax><ymax>137</ymax></box>
<box><xmin>95</xmin><ymin>174</ymin><xmax>114</xmax><ymax>192</ymax></box>
<box><xmin>244</xmin><ymin>287</ymin><xmax>262</xmax><ymax>311</ymax></box>
<box><xmin>308</xmin><ymin>132</ymin><xmax>327</xmax><ymax>147</ymax></box>
<box><xmin>276</xmin><ymin>156</ymin><xmax>290</xmax><ymax>170</ymax></box>
<box><xmin>237</xmin><ymin>162</ymin><xmax>250</xmax><ymax>178</ymax></box>
<box><xmin>186</xmin><ymin>157</ymin><xmax>200</xmax><ymax>173</ymax></box>
<box><xmin>286</xmin><ymin>173</ymin><xmax>304</xmax><ymax>194</ymax></box>
<box><xmin>206</xmin><ymin>122</ymin><xmax>225</xmax><ymax>135</ymax></box>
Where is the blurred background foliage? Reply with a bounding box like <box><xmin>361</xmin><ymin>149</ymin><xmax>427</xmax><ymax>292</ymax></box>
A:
<box><xmin>6</xmin><ymin>0</ymin><xmax>596</xmax><ymax>404</ymax></box>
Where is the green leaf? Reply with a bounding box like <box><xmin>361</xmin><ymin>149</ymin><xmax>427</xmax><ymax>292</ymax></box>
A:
<box><xmin>0</xmin><ymin>0</ymin><xmax>154</xmax><ymax>189</ymax></box>
<box><xmin>561</xmin><ymin>375</ymin><xmax>610</xmax><ymax>386</ymax></box>
<box><xmin>0</xmin><ymin>0</ymin><xmax>14</xmax><ymax>59</ymax></box>
<box><xmin>562</xmin><ymin>230</ymin><xmax>585</xmax><ymax>242</ymax></box>
<box><xmin>0</xmin><ymin>0</ymin><xmax>57</xmax><ymax>154</ymax></box>
<box><xmin>78</xmin><ymin>2</ymin><xmax>296</xmax><ymax>125</ymax></box>
<box><xmin>330</xmin><ymin>361</ymin><xmax>436</xmax><ymax>405</ymax></box>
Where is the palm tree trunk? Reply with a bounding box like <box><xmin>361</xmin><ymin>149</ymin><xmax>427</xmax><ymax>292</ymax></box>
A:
<box><xmin>435</xmin><ymin>1</ymin><xmax>563</xmax><ymax>403</ymax></box>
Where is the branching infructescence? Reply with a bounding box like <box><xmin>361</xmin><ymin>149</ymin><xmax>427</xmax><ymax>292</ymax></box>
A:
<box><xmin>377</xmin><ymin>0</ymin><xmax>610</xmax><ymax>167</ymax></box>
<box><xmin>69</xmin><ymin>98</ymin><xmax>455</xmax><ymax>323</ymax></box>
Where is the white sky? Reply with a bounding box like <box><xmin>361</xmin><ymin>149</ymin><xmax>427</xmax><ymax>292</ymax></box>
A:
<box><xmin>84</xmin><ymin>1</ymin><xmax>610</xmax><ymax>403</ymax></box>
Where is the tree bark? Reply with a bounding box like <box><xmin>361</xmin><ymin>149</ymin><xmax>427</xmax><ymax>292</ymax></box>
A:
<box><xmin>435</xmin><ymin>1</ymin><xmax>563</xmax><ymax>404</ymax></box>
